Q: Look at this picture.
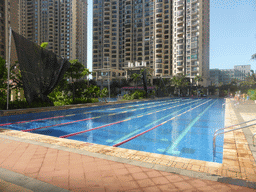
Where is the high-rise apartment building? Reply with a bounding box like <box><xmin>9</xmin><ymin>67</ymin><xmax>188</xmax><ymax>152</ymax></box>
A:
<box><xmin>71</xmin><ymin>0</ymin><xmax>87</xmax><ymax>66</ymax></box>
<box><xmin>6</xmin><ymin>0</ymin><xmax>87</xmax><ymax>67</ymax></box>
<box><xmin>93</xmin><ymin>0</ymin><xmax>209</xmax><ymax>86</ymax></box>
<box><xmin>93</xmin><ymin>0</ymin><xmax>173</xmax><ymax>80</ymax></box>
<box><xmin>0</xmin><ymin>0</ymin><xmax>4</xmax><ymax>59</ymax></box>
<box><xmin>172</xmin><ymin>0</ymin><xmax>209</xmax><ymax>86</ymax></box>
<box><xmin>5</xmin><ymin>0</ymin><xmax>19</xmax><ymax>65</ymax></box>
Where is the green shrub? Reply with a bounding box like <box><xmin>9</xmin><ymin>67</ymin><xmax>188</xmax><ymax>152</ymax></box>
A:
<box><xmin>131</xmin><ymin>91</ymin><xmax>139</xmax><ymax>99</ymax></box>
<box><xmin>0</xmin><ymin>98</ymin><xmax>53</xmax><ymax>110</ymax></box>
<box><xmin>248</xmin><ymin>89</ymin><xmax>256</xmax><ymax>100</ymax></box>
<box><xmin>122</xmin><ymin>91</ymin><xmax>146</xmax><ymax>100</ymax></box>
<box><xmin>123</xmin><ymin>94</ymin><xmax>131</xmax><ymax>100</ymax></box>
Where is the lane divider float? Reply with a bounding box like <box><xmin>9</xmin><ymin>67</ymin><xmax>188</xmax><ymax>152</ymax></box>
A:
<box><xmin>112</xmin><ymin>99</ymin><xmax>212</xmax><ymax>147</ymax></box>
<box><xmin>0</xmin><ymin>98</ymin><xmax>178</xmax><ymax>127</ymax></box>
<box><xmin>21</xmin><ymin>99</ymin><xmax>184</xmax><ymax>132</ymax></box>
<box><xmin>59</xmin><ymin>99</ymin><xmax>203</xmax><ymax>138</ymax></box>
<box><xmin>110</xmin><ymin>99</ymin><xmax>206</xmax><ymax>145</ymax></box>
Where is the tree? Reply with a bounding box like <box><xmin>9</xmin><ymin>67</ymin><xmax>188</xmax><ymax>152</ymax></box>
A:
<box><xmin>251</xmin><ymin>53</ymin><xmax>256</xmax><ymax>61</ymax></box>
<box><xmin>63</xmin><ymin>59</ymin><xmax>87</xmax><ymax>101</ymax></box>
<box><xmin>140</xmin><ymin>68</ymin><xmax>153</xmax><ymax>98</ymax></box>
<box><xmin>194</xmin><ymin>75</ymin><xmax>203</xmax><ymax>86</ymax></box>
<box><xmin>110</xmin><ymin>80</ymin><xmax>120</xmax><ymax>96</ymax></box>
<box><xmin>0</xmin><ymin>57</ymin><xmax>7</xmax><ymax>105</ymax></box>
<box><xmin>131</xmin><ymin>73</ymin><xmax>141</xmax><ymax>89</ymax></box>
<box><xmin>9</xmin><ymin>61</ymin><xmax>23</xmax><ymax>91</ymax></box>
<box><xmin>170</xmin><ymin>75</ymin><xmax>189</xmax><ymax>96</ymax></box>
<box><xmin>40</xmin><ymin>42</ymin><xmax>48</xmax><ymax>49</ymax></box>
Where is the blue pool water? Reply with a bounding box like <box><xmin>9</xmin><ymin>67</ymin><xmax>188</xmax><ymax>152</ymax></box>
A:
<box><xmin>0</xmin><ymin>98</ymin><xmax>225</xmax><ymax>163</ymax></box>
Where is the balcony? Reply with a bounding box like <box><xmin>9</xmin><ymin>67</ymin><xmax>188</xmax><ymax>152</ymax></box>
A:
<box><xmin>177</xmin><ymin>23</ymin><xmax>183</xmax><ymax>28</ymax></box>
<box><xmin>156</xmin><ymin>59</ymin><xmax>162</xmax><ymax>64</ymax></box>
<box><xmin>177</xmin><ymin>56</ymin><xmax>183</xmax><ymax>61</ymax></box>
<box><xmin>156</xmin><ymin>53</ymin><xmax>162</xmax><ymax>58</ymax></box>
<box><xmin>156</xmin><ymin>44</ymin><xmax>162</xmax><ymax>49</ymax></box>
<box><xmin>177</xmin><ymin>33</ymin><xmax>184</xmax><ymax>39</ymax></box>
<box><xmin>156</xmin><ymin>24</ymin><xmax>162</xmax><ymax>28</ymax></box>
<box><xmin>156</xmin><ymin>29</ymin><xmax>162</xmax><ymax>33</ymax></box>
<box><xmin>191</xmin><ymin>9</ymin><xmax>199</xmax><ymax>15</ymax></box>
<box><xmin>156</xmin><ymin>34</ymin><xmax>162</xmax><ymax>38</ymax></box>
<box><xmin>177</xmin><ymin>29</ymin><xmax>184</xmax><ymax>35</ymax></box>
<box><xmin>191</xmin><ymin>15</ymin><xmax>199</xmax><ymax>20</ymax></box>
<box><xmin>191</xmin><ymin>68</ymin><xmax>198</xmax><ymax>72</ymax></box>
<box><xmin>191</xmin><ymin>61</ymin><xmax>199</xmax><ymax>66</ymax></box>
<box><xmin>191</xmin><ymin>32</ymin><xmax>199</xmax><ymax>37</ymax></box>
<box><xmin>177</xmin><ymin>0</ymin><xmax>183</xmax><ymax>7</ymax></box>
<box><xmin>191</xmin><ymin>26</ymin><xmax>199</xmax><ymax>31</ymax></box>
<box><xmin>191</xmin><ymin>21</ymin><xmax>199</xmax><ymax>26</ymax></box>
<box><xmin>177</xmin><ymin>50</ymin><xmax>183</xmax><ymax>55</ymax></box>
<box><xmin>177</xmin><ymin>11</ymin><xmax>184</xmax><ymax>18</ymax></box>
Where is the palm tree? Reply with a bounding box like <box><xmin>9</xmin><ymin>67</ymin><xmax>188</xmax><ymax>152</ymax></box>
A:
<box><xmin>194</xmin><ymin>75</ymin><xmax>203</xmax><ymax>86</ymax></box>
<box><xmin>171</xmin><ymin>75</ymin><xmax>189</xmax><ymax>96</ymax></box>
<box><xmin>131</xmin><ymin>73</ymin><xmax>141</xmax><ymax>90</ymax></box>
<box><xmin>251</xmin><ymin>53</ymin><xmax>256</xmax><ymax>61</ymax></box>
<box><xmin>193</xmin><ymin>75</ymin><xmax>203</xmax><ymax>96</ymax></box>
<box><xmin>140</xmin><ymin>69</ymin><xmax>149</xmax><ymax>98</ymax></box>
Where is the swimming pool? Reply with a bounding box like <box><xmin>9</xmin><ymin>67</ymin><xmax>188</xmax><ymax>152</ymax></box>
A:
<box><xmin>0</xmin><ymin>98</ymin><xmax>225</xmax><ymax>163</ymax></box>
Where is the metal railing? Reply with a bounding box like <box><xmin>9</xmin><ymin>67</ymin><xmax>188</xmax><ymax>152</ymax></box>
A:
<box><xmin>253</xmin><ymin>133</ymin><xmax>256</xmax><ymax>147</ymax></box>
<box><xmin>213</xmin><ymin>118</ymin><xmax>256</xmax><ymax>161</ymax></box>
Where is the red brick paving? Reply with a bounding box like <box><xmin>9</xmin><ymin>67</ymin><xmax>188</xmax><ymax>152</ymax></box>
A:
<box><xmin>0</xmin><ymin>138</ymin><xmax>255</xmax><ymax>192</ymax></box>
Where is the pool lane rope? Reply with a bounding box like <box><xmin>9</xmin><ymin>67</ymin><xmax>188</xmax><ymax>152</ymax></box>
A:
<box><xmin>110</xmin><ymin>99</ymin><xmax>206</xmax><ymax>145</ymax></box>
<box><xmin>112</xmin><ymin>99</ymin><xmax>212</xmax><ymax>147</ymax></box>
<box><xmin>0</xmin><ymin>98</ymin><xmax>178</xmax><ymax>127</ymax></box>
<box><xmin>59</xmin><ymin>99</ymin><xmax>205</xmax><ymax>138</ymax></box>
<box><xmin>159</xmin><ymin>100</ymin><xmax>217</xmax><ymax>155</ymax></box>
<box><xmin>21</xmin><ymin>99</ymin><xmax>184</xmax><ymax>132</ymax></box>
<box><xmin>111</xmin><ymin>100</ymin><xmax>207</xmax><ymax>144</ymax></box>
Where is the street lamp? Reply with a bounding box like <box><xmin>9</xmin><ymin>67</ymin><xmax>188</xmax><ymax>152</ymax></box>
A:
<box><xmin>107</xmin><ymin>57</ymin><xmax>110</xmax><ymax>99</ymax></box>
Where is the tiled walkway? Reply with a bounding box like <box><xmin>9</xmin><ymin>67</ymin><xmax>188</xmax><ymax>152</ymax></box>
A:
<box><xmin>0</xmin><ymin>136</ymin><xmax>254</xmax><ymax>192</ymax></box>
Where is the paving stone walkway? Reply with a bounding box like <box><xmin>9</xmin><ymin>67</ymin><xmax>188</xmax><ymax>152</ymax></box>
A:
<box><xmin>0</xmin><ymin>136</ymin><xmax>254</xmax><ymax>192</ymax></box>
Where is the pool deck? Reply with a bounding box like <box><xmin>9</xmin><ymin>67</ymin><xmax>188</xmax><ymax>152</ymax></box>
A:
<box><xmin>0</xmin><ymin>98</ymin><xmax>255</xmax><ymax>191</ymax></box>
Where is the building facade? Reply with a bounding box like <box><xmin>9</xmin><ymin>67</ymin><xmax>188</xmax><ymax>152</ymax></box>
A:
<box><xmin>5</xmin><ymin>0</ymin><xmax>19</xmax><ymax>65</ymax></box>
<box><xmin>5</xmin><ymin>0</ymin><xmax>87</xmax><ymax>67</ymax></box>
<box><xmin>92</xmin><ymin>0</ymin><xmax>210</xmax><ymax>86</ymax></box>
<box><xmin>234</xmin><ymin>65</ymin><xmax>251</xmax><ymax>81</ymax></box>
<box><xmin>172</xmin><ymin>0</ymin><xmax>209</xmax><ymax>86</ymax></box>
<box><xmin>0</xmin><ymin>0</ymin><xmax>4</xmax><ymax>59</ymax></box>
<box><xmin>209</xmin><ymin>65</ymin><xmax>251</xmax><ymax>85</ymax></box>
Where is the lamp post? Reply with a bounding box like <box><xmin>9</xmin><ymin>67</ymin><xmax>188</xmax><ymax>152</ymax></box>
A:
<box><xmin>7</xmin><ymin>27</ymin><xmax>12</xmax><ymax>110</ymax></box>
<box><xmin>107</xmin><ymin>57</ymin><xmax>110</xmax><ymax>99</ymax></box>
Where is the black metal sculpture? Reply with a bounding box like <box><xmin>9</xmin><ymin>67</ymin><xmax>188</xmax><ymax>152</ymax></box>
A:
<box><xmin>12</xmin><ymin>30</ymin><xmax>71</xmax><ymax>105</ymax></box>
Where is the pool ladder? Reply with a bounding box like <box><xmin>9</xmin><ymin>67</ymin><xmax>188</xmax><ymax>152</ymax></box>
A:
<box><xmin>213</xmin><ymin>118</ymin><xmax>256</xmax><ymax>162</ymax></box>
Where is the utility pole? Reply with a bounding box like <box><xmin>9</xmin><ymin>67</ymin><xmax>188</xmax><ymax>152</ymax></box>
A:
<box><xmin>7</xmin><ymin>27</ymin><xmax>12</xmax><ymax>110</ymax></box>
<box><xmin>107</xmin><ymin>57</ymin><xmax>110</xmax><ymax>99</ymax></box>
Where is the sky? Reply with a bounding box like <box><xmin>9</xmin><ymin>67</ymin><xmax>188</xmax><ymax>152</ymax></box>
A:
<box><xmin>87</xmin><ymin>0</ymin><xmax>256</xmax><ymax>73</ymax></box>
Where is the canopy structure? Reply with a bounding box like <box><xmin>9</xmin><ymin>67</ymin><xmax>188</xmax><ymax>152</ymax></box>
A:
<box><xmin>12</xmin><ymin>30</ymin><xmax>71</xmax><ymax>105</ymax></box>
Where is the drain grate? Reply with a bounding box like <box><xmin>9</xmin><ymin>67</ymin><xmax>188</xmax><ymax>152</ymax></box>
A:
<box><xmin>181</xmin><ymin>147</ymin><xmax>195</xmax><ymax>154</ymax></box>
